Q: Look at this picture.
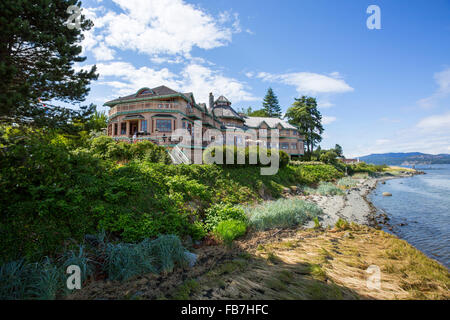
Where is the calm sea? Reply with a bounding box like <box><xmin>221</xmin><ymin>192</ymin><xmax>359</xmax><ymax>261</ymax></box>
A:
<box><xmin>369</xmin><ymin>164</ymin><xmax>450</xmax><ymax>268</ymax></box>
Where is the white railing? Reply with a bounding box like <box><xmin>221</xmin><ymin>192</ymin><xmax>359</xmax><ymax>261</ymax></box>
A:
<box><xmin>169</xmin><ymin>145</ymin><xmax>191</xmax><ymax>164</ymax></box>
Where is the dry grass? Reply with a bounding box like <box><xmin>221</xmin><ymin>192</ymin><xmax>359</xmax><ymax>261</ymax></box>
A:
<box><xmin>190</xmin><ymin>225</ymin><xmax>449</xmax><ymax>300</ymax></box>
<box><xmin>69</xmin><ymin>225</ymin><xmax>449</xmax><ymax>300</ymax></box>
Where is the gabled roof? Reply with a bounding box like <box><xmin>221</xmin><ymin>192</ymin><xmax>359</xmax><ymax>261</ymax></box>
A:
<box><xmin>243</xmin><ymin>117</ymin><xmax>297</xmax><ymax>130</ymax></box>
<box><xmin>215</xmin><ymin>95</ymin><xmax>230</xmax><ymax>104</ymax></box>
<box><xmin>212</xmin><ymin>104</ymin><xmax>244</xmax><ymax>121</ymax></box>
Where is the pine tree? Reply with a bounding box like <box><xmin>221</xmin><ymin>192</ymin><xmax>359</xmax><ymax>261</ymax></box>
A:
<box><xmin>262</xmin><ymin>88</ymin><xmax>282</xmax><ymax>117</ymax></box>
<box><xmin>285</xmin><ymin>96</ymin><xmax>324</xmax><ymax>160</ymax></box>
<box><xmin>0</xmin><ymin>0</ymin><xmax>98</xmax><ymax>130</ymax></box>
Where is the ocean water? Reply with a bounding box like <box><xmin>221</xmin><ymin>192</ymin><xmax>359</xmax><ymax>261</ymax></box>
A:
<box><xmin>369</xmin><ymin>164</ymin><xmax>450</xmax><ymax>268</ymax></box>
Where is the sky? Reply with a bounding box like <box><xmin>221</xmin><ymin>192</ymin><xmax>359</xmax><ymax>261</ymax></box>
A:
<box><xmin>75</xmin><ymin>0</ymin><xmax>450</xmax><ymax>158</ymax></box>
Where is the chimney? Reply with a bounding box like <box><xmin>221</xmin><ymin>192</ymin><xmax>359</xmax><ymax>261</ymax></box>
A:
<box><xmin>209</xmin><ymin>92</ymin><xmax>214</xmax><ymax>109</ymax></box>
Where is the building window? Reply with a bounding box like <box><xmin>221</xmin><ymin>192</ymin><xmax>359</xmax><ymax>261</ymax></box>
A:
<box><xmin>182</xmin><ymin>121</ymin><xmax>186</xmax><ymax>129</ymax></box>
<box><xmin>141</xmin><ymin>120</ymin><xmax>147</xmax><ymax>132</ymax></box>
<box><xmin>291</xmin><ymin>143</ymin><xmax>297</xmax><ymax>150</ymax></box>
<box><xmin>280</xmin><ymin>143</ymin><xmax>289</xmax><ymax>150</ymax></box>
<box><xmin>158</xmin><ymin>104</ymin><xmax>163</xmax><ymax>108</ymax></box>
<box><xmin>120</xmin><ymin>123</ymin><xmax>126</xmax><ymax>134</ymax></box>
<box><xmin>114</xmin><ymin>123</ymin><xmax>118</xmax><ymax>136</ymax></box>
<box><xmin>293</xmin><ymin>130</ymin><xmax>297</xmax><ymax>135</ymax></box>
<box><xmin>156</xmin><ymin>119</ymin><xmax>172</xmax><ymax>132</ymax></box>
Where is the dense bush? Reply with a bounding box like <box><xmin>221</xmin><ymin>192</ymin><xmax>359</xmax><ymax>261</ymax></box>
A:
<box><xmin>0</xmin><ymin>127</ymin><xmax>341</xmax><ymax>262</ymax></box>
<box><xmin>246</xmin><ymin>198</ymin><xmax>323</xmax><ymax>230</ymax></box>
<box><xmin>88</xmin><ymin>135</ymin><xmax>171</xmax><ymax>164</ymax></box>
<box><xmin>288</xmin><ymin>163</ymin><xmax>343</xmax><ymax>184</ymax></box>
<box><xmin>345</xmin><ymin>162</ymin><xmax>386</xmax><ymax>176</ymax></box>
<box><xmin>204</xmin><ymin>203</ymin><xmax>248</xmax><ymax>232</ymax></box>
<box><xmin>213</xmin><ymin>219</ymin><xmax>247</xmax><ymax>246</ymax></box>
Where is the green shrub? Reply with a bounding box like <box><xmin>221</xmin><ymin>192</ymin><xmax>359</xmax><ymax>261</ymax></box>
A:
<box><xmin>313</xmin><ymin>217</ymin><xmax>321</xmax><ymax>229</ymax></box>
<box><xmin>247</xmin><ymin>198</ymin><xmax>323</xmax><ymax>230</ymax></box>
<box><xmin>345</xmin><ymin>162</ymin><xmax>386</xmax><ymax>176</ymax></box>
<box><xmin>204</xmin><ymin>203</ymin><xmax>248</xmax><ymax>232</ymax></box>
<box><xmin>291</xmin><ymin>164</ymin><xmax>343</xmax><ymax>185</ymax></box>
<box><xmin>335</xmin><ymin>218</ymin><xmax>349</xmax><ymax>230</ymax></box>
<box><xmin>319</xmin><ymin>150</ymin><xmax>338</xmax><ymax>165</ymax></box>
<box><xmin>213</xmin><ymin>219</ymin><xmax>247</xmax><ymax>245</ymax></box>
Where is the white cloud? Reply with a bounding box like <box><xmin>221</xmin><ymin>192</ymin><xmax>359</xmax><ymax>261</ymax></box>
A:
<box><xmin>322</xmin><ymin>116</ymin><xmax>337</xmax><ymax>125</ymax></box>
<box><xmin>418</xmin><ymin>67</ymin><xmax>450</xmax><ymax>108</ymax></box>
<box><xmin>245</xmin><ymin>71</ymin><xmax>255</xmax><ymax>78</ymax></box>
<box><xmin>180</xmin><ymin>64</ymin><xmax>258</xmax><ymax>103</ymax></box>
<box><xmin>84</xmin><ymin>61</ymin><xmax>257</xmax><ymax>104</ymax></box>
<box><xmin>256</xmin><ymin>71</ymin><xmax>353</xmax><ymax>95</ymax></box>
<box><xmin>92</xmin><ymin>42</ymin><xmax>115</xmax><ymax>61</ymax></box>
<box><xmin>375</xmin><ymin>139</ymin><xmax>391</xmax><ymax>145</ymax></box>
<box><xmin>318</xmin><ymin>100</ymin><xmax>334</xmax><ymax>108</ymax></box>
<box><xmin>416</xmin><ymin>112</ymin><xmax>450</xmax><ymax>132</ymax></box>
<box><xmin>82</xmin><ymin>0</ymin><xmax>239</xmax><ymax>59</ymax></box>
<box><xmin>347</xmin><ymin>113</ymin><xmax>450</xmax><ymax>157</ymax></box>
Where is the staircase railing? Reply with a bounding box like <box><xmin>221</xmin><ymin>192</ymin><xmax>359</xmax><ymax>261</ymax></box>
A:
<box><xmin>169</xmin><ymin>145</ymin><xmax>191</xmax><ymax>164</ymax></box>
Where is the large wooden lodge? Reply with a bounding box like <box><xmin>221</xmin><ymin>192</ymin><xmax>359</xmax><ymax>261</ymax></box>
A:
<box><xmin>105</xmin><ymin>85</ymin><xmax>304</xmax><ymax>160</ymax></box>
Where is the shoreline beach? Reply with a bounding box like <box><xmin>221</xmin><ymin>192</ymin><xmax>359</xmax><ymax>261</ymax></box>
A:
<box><xmin>301</xmin><ymin>172</ymin><xmax>419</xmax><ymax>229</ymax></box>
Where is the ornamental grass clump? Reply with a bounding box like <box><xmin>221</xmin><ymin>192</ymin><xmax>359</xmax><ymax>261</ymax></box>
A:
<box><xmin>337</xmin><ymin>177</ymin><xmax>359</xmax><ymax>188</ymax></box>
<box><xmin>104</xmin><ymin>235</ymin><xmax>188</xmax><ymax>281</ymax></box>
<box><xmin>316</xmin><ymin>182</ymin><xmax>345</xmax><ymax>196</ymax></box>
<box><xmin>0</xmin><ymin>258</ymin><xmax>63</xmax><ymax>300</ymax></box>
<box><xmin>303</xmin><ymin>182</ymin><xmax>344</xmax><ymax>196</ymax></box>
<box><xmin>247</xmin><ymin>198</ymin><xmax>323</xmax><ymax>230</ymax></box>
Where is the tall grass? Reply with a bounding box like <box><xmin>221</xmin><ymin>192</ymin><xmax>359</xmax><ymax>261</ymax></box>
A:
<box><xmin>304</xmin><ymin>182</ymin><xmax>344</xmax><ymax>196</ymax></box>
<box><xmin>105</xmin><ymin>235</ymin><xmax>188</xmax><ymax>281</ymax></box>
<box><xmin>337</xmin><ymin>177</ymin><xmax>359</xmax><ymax>188</ymax></box>
<box><xmin>1</xmin><ymin>234</ymin><xmax>192</xmax><ymax>298</ymax></box>
<box><xmin>246</xmin><ymin>198</ymin><xmax>323</xmax><ymax>230</ymax></box>
<box><xmin>0</xmin><ymin>258</ymin><xmax>63</xmax><ymax>300</ymax></box>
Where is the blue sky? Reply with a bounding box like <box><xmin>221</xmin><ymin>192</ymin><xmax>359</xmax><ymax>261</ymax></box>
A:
<box><xmin>77</xmin><ymin>0</ymin><xmax>450</xmax><ymax>157</ymax></box>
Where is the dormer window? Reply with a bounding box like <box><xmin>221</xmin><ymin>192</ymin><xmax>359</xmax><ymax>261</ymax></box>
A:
<box><xmin>136</xmin><ymin>88</ymin><xmax>154</xmax><ymax>96</ymax></box>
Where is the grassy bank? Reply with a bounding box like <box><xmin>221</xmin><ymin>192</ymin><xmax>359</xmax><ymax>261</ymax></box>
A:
<box><xmin>70</xmin><ymin>224</ymin><xmax>449</xmax><ymax>300</ymax></box>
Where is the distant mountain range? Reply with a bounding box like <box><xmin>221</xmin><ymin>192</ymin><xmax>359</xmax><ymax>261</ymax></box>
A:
<box><xmin>359</xmin><ymin>152</ymin><xmax>450</xmax><ymax>165</ymax></box>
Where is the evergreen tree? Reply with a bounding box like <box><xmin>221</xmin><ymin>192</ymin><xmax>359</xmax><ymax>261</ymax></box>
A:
<box><xmin>0</xmin><ymin>0</ymin><xmax>98</xmax><ymax>131</ymax></box>
<box><xmin>334</xmin><ymin>144</ymin><xmax>344</xmax><ymax>158</ymax></box>
<box><xmin>285</xmin><ymin>96</ymin><xmax>324</xmax><ymax>160</ymax></box>
<box><xmin>262</xmin><ymin>88</ymin><xmax>282</xmax><ymax>117</ymax></box>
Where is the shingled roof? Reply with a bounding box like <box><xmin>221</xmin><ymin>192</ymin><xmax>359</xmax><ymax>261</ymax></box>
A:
<box><xmin>243</xmin><ymin>116</ymin><xmax>297</xmax><ymax>129</ymax></box>
<box><xmin>104</xmin><ymin>85</ymin><xmax>182</xmax><ymax>106</ymax></box>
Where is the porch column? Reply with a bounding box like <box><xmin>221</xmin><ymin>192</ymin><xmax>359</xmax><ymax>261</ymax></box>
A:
<box><xmin>126</xmin><ymin>121</ymin><xmax>130</xmax><ymax>136</ymax></box>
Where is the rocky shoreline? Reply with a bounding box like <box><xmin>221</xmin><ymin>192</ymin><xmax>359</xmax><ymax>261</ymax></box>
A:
<box><xmin>301</xmin><ymin>171</ymin><xmax>422</xmax><ymax>229</ymax></box>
